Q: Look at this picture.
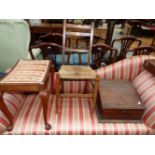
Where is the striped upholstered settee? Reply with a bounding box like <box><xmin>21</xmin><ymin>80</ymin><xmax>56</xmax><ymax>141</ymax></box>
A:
<box><xmin>0</xmin><ymin>55</ymin><xmax>155</xmax><ymax>135</ymax></box>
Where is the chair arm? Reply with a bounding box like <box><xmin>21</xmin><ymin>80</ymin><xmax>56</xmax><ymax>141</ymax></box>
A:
<box><xmin>122</xmin><ymin>49</ymin><xmax>134</xmax><ymax>59</ymax></box>
<box><xmin>29</xmin><ymin>46</ymin><xmax>36</xmax><ymax>60</ymax></box>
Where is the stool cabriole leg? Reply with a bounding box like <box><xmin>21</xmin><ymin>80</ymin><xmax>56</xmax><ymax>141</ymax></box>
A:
<box><xmin>39</xmin><ymin>90</ymin><xmax>51</xmax><ymax>130</ymax></box>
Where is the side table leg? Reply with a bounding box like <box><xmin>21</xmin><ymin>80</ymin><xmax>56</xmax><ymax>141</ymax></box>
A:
<box><xmin>39</xmin><ymin>90</ymin><xmax>51</xmax><ymax>130</ymax></box>
<box><xmin>93</xmin><ymin>75</ymin><xmax>100</xmax><ymax>111</ymax></box>
<box><xmin>56</xmin><ymin>73</ymin><xmax>60</xmax><ymax>114</ymax></box>
<box><xmin>0</xmin><ymin>93</ymin><xmax>13</xmax><ymax>131</ymax></box>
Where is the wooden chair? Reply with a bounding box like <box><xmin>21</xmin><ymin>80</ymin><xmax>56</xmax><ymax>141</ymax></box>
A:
<box><xmin>91</xmin><ymin>44</ymin><xmax>118</xmax><ymax>69</ymax></box>
<box><xmin>76</xmin><ymin>35</ymin><xmax>106</xmax><ymax>64</ymax></box>
<box><xmin>76</xmin><ymin>35</ymin><xmax>106</xmax><ymax>48</ymax></box>
<box><xmin>39</xmin><ymin>33</ymin><xmax>63</xmax><ymax>45</ymax></box>
<box><xmin>62</xmin><ymin>19</ymin><xmax>94</xmax><ymax>65</ymax></box>
<box><xmin>56</xmin><ymin>20</ymin><xmax>99</xmax><ymax>114</ymax></box>
<box><xmin>112</xmin><ymin>36</ymin><xmax>142</xmax><ymax>60</ymax></box>
<box><xmin>39</xmin><ymin>33</ymin><xmax>71</xmax><ymax>47</ymax></box>
<box><xmin>29</xmin><ymin>42</ymin><xmax>63</xmax><ymax>70</ymax></box>
<box><xmin>38</xmin><ymin>33</ymin><xmax>71</xmax><ymax>65</ymax></box>
<box><xmin>124</xmin><ymin>46</ymin><xmax>155</xmax><ymax>58</ymax></box>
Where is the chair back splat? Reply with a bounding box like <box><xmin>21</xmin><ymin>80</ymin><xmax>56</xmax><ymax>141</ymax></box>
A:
<box><xmin>91</xmin><ymin>44</ymin><xmax>118</xmax><ymax>69</ymax></box>
<box><xmin>62</xmin><ymin>19</ymin><xmax>94</xmax><ymax>65</ymax></box>
<box><xmin>133</xmin><ymin>46</ymin><xmax>155</xmax><ymax>56</ymax></box>
<box><xmin>112</xmin><ymin>36</ymin><xmax>141</xmax><ymax>60</ymax></box>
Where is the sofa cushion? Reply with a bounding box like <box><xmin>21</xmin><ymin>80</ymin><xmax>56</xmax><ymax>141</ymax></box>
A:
<box><xmin>3</xmin><ymin>95</ymin><xmax>155</xmax><ymax>135</ymax></box>
<box><xmin>132</xmin><ymin>69</ymin><xmax>155</xmax><ymax>129</ymax></box>
<box><xmin>0</xmin><ymin>93</ymin><xmax>24</xmax><ymax>133</ymax></box>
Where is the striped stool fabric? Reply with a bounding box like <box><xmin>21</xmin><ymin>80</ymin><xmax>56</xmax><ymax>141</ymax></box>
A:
<box><xmin>0</xmin><ymin>93</ymin><xmax>24</xmax><ymax>133</ymax></box>
<box><xmin>132</xmin><ymin>69</ymin><xmax>155</xmax><ymax>129</ymax></box>
<box><xmin>3</xmin><ymin>95</ymin><xmax>155</xmax><ymax>135</ymax></box>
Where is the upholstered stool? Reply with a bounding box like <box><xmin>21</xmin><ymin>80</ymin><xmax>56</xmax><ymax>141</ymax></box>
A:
<box><xmin>0</xmin><ymin>60</ymin><xmax>54</xmax><ymax>130</ymax></box>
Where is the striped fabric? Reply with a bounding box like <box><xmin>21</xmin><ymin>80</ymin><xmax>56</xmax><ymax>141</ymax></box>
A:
<box><xmin>3</xmin><ymin>95</ymin><xmax>155</xmax><ymax>135</ymax></box>
<box><xmin>52</xmin><ymin>55</ymin><xmax>155</xmax><ymax>94</ymax></box>
<box><xmin>2</xmin><ymin>55</ymin><xmax>155</xmax><ymax>134</ymax></box>
<box><xmin>96</xmin><ymin>55</ymin><xmax>155</xmax><ymax>81</ymax></box>
<box><xmin>132</xmin><ymin>69</ymin><xmax>155</xmax><ymax>129</ymax></box>
<box><xmin>52</xmin><ymin>72</ymin><xmax>87</xmax><ymax>94</ymax></box>
<box><xmin>0</xmin><ymin>93</ymin><xmax>24</xmax><ymax>133</ymax></box>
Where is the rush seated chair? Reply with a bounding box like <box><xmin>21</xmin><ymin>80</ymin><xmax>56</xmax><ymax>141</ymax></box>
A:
<box><xmin>55</xmin><ymin>19</ymin><xmax>100</xmax><ymax>114</ymax></box>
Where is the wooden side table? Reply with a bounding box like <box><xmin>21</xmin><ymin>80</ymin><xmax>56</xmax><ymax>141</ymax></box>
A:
<box><xmin>0</xmin><ymin>60</ymin><xmax>54</xmax><ymax>131</ymax></box>
<box><xmin>56</xmin><ymin>65</ymin><xmax>99</xmax><ymax>113</ymax></box>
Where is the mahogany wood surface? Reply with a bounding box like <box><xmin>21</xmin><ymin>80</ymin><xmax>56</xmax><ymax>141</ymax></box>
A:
<box><xmin>144</xmin><ymin>59</ymin><xmax>155</xmax><ymax>75</ymax></box>
<box><xmin>97</xmin><ymin>79</ymin><xmax>145</xmax><ymax>122</ymax></box>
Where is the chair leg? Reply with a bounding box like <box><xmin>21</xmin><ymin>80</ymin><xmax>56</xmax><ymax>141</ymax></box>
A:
<box><xmin>0</xmin><ymin>93</ymin><xmax>13</xmax><ymax>131</ymax></box>
<box><xmin>39</xmin><ymin>90</ymin><xmax>51</xmax><ymax>130</ymax></box>
<box><xmin>84</xmin><ymin>81</ymin><xmax>88</xmax><ymax>94</ymax></box>
<box><xmin>50</xmin><ymin>64</ymin><xmax>55</xmax><ymax>94</ymax></box>
<box><xmin>56</xmin><ymin>73</ymin><xmax>60</xmax><ymax>114</ymax></box>
<box><xmin>93</xmin><ymin>75</ymin><xmax>100</xmax><ymax>111</ymax></box>
<box><xmin>78</xmin><ymin>53</ymin><xmax>82</xmax><ymax>65</ymax></box>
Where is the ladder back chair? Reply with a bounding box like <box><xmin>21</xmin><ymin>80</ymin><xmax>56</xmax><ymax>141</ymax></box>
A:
<box><xmin>56</xmin><ymin>20</ymin><xmax>100</xmax><ymax>114</ymax></box>
<box><xmin>76</xmin><ymin>35</ymin><xmax>106</xmax><ymax>64</ymax></box>
<box><xmin>62</xmin><ymin>19</ymin><xmax>94</xmax><ymax>65</ymax></box>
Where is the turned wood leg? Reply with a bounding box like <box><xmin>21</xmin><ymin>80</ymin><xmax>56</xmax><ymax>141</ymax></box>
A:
<box><xmin>56</xmin><ymin>73</ymin><xmax>60</xmax><ymax>114</ymax></box>
<box><xmin>78</xmin><ymin>53</ymin><xmax>82</xmax><ymax>65</ymax></box>
<box><xmin>60</xmin><ymin>79</ymin><xmax>64</xmax><ymax>94</ymax></box>
<box><xmin>39</xmin><ymin>90</ymin><xmax>51</xmax><ymax>130</ymax></box>
<box><xmin>0</xmin><ymin>93</ymin><xmax>13</xmax><ymax>131</ymax></box>
<box><xmin>68</xmin><ymin>53</ymin><xmax>71</xmax><ymax>64</ymax></box>
<box><xmin>50</xmin><ymin>64</ymin><xmax>55</xmax><ymax>94</ymax></box>
<box><xmin>93</xmin><ymin>75</ymin><xmax>100</xmax><ymax>111</ymax></box>
<box><xmin>84</xmin><ymin>81</ymin><xmax>88</xmax><ymax>94</ymax></box>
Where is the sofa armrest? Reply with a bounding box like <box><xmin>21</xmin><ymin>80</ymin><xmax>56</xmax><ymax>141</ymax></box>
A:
<box><xmin>96</xmin><ymin>55</ymin><xmax>155</xmax><ymax>81</ymax></box>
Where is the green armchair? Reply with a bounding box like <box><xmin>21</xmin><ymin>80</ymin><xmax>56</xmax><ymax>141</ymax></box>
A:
<box><xmin>0</xmin><ymin>19</ymin><xmax>41</xmax><ymax>72</ymax></box>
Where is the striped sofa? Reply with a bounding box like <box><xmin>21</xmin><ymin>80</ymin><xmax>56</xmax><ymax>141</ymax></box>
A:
<box><xmin>1</xmin><ymin>55</ymin><xmax>155</xmax><ymax>135</ymax></box>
